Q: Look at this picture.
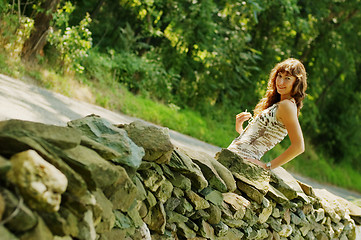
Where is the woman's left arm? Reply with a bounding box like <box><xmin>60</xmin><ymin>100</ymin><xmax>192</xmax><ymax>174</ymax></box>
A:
<box><xmin>267</xmin><ymin>100</ymin><xmax>305</xmax><ymax>169</ymax></box>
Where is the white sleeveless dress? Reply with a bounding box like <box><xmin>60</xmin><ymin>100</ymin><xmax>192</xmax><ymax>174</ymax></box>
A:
<box><xmin>227</xmin><ymin>102</ymin><xmax>288</xmax><ymax>161</ymax></box>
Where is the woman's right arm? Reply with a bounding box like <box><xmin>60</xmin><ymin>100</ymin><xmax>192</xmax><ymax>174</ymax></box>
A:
<box><xmin>235</xmin><ymin>111</ymin><xmax>252</xmax><ymax>134</ymax></box>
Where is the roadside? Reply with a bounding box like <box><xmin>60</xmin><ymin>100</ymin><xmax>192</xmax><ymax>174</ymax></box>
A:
<box><xmin>1</xmin><ymin>73</ymin><xmax>360</xmax><ymax>201</ymax></box>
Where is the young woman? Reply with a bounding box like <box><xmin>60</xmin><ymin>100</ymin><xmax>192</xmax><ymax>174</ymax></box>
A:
<box><xmin>227</xmin><ymin>58</ymin><xmax>307</xmax><ymax>170</ymax></box>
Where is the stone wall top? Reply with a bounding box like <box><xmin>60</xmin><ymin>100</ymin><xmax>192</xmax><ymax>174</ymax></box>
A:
<box><xmin>0</xmin><ymin>116</ymin><xmax>360</xmax><ymax>240</ymax></box>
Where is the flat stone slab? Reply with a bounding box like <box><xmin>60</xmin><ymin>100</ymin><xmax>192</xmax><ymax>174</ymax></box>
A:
<box><xmin>314</xmin><ymin>188</ymin><xmax>361</xmax><ymax>224</ymax></box>
<box><xmin>118</xmin><ymin>120</ymin><xmax>173</xmax><ymax>164</ymax></box>
<box><xmin>167</xmin><ymin>148</ymin><xmax>208</xmax><ymax>191</ymax></box>
<box><xmin>178</xmin><ymin>146</ymin><xmax>228</xmax><ymax>192</ymax></box>
<box><xmin>0</xmin><ymin>119</ymin><xmax>81</xmax><ymax>149</ymax></box>
<box><xmin>216</xmin><ymin>149</ymin><xmax>270</xmax><ymax>193</ymax></box>
<box><xmin>270</xmin><ymin>167</ymin><xmax>305</xmax><ymax>200</ymax></box>
<box><xmin>68</xmin><ymin>115</ymin><xmax>145</xmax><ymax>169</ymax></box>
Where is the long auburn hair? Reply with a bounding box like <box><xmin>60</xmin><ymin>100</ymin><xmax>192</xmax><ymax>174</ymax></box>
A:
<box><xmin>253</xmin><ymin>58</ymin><xmax>307</xmax><ymax>116</ymax></box>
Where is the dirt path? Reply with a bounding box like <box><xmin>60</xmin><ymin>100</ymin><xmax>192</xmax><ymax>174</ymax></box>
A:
<box><xmin>1</xmin><ymin>73</ymin><xmax>360</xmax><ymax>201</ymax></box>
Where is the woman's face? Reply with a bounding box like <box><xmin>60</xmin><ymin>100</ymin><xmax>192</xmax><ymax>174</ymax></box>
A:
<box><xmin>276</xmin><ymin>71</ymin><xmax>296</xmax><ymax>98</ymax></box>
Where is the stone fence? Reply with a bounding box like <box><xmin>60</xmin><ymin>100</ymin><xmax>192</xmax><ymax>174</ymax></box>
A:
<box><xmin>0</xmin><ymin>115</ymin><xmax>360</xmax><ymax>240</ymax></box>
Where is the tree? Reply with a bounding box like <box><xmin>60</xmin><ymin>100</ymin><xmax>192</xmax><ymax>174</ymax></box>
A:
<box><xmin>21</xmin><ymin>0</ymin><xmax>61</xmax><ymax>61</ymax></box>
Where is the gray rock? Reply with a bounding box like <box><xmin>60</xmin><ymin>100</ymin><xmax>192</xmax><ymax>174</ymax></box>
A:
<box><xmin>223</xmin><ymin>217</ymin><xmax>247</xmax><ymax>228</ymax></box>
<box><xmin>79</xmin><ymin>135</ymin><xmax>126</xmax><ymax>161</ymax></box>
<box><xmin>166</xmin><ymin>210</ymin><xmax>189</xmax><ymax>224</ymax></box>
<box><xmin>0</xmin><ymin>134</ymin><xmax>88</xmax><ymax>198</ymax></box>
<box><xmin>278</xmin><ymin>224</ymin><xmax>293</xmax><ymax>237</ymax></box>
<box><xmin>267</xmin><ymin>184</ymin><xmax>289</xmax><ymax>205</ymax></box>
<box><xmin>119</xmin><ymin>120</ymin><xmax>173</xmax><ymax>163</ymax></box>
<box><xmin>139</xmin><ymin>168</ymin><xmax>166</xmax><ymax>192</ymax></box>
<box><xmin>146</xmin><ymin>191</ymin><xmax>157</xmax><ymax>209</ymax></box>
<box><xmin>172</xmin><ymin>187</ymin><xmax>185</xmax><ymax>198</ymax></box>
<box><xmin>205</xmin><ymin>203</ymin><xmax>221</xmax><ymax>225</ymax></box>
<box><xmin>314</xmin><ymin>188</ymin><xmax>351</xmax><ymax>223</ymax></box>
<box><xmin>178</xmin><ymin>147</ymin><xmax>228</xmax><ymax>192</ymax></box>
<box><xmin>185</xmin><ymin>219</ymin><xmax>198</xmax><ymax>232</ymax></box>
<box><xmin>133</xmin><ymin>222</ymin><xmax>152</xmax><ymax>240</ymax></box>
<box><xmin>113</xmin><ymin>210</ymin><xmax>135</xmax><ymax>236</ymax></box>
<box><xmin>222</xmin><ymin>192</ymin><xmax>250</xmax><ymax>220</ymax></box>
<box><xmin>165</xmin><ymin>197</ymin><xmax>181</xmax><ymax>212</ymax></box>
<box><xmin>297</xmin><ymin>180</ymin><xmax>315</xmax><ymax>197</ymax></box>
<box><xmin>185</xmin><ymin>190</ymin><xmax>210</xmax><ymax>210</ymax></box>
<box><xmin>155</xmin><ymin>179</ymin><xmax>173</xmax><ymax>204</ymax></box>
<box><xmin>0</xmin><ymin>155</ymin><xmax>11</xmax><ymax>177</ymax></box>
<box><xmin>237</xmin><ymin>180</ymin><xmax>265</xmax><ymax>204</ymax></box>
<box><xmin>1</xmin><ymin>188</ymin><xmax>38</xmax><ymax>233</ymax></box>
<box><xmin>168</xmin><ymin>149</ymin><xmax>208</xmax><ymax>191</ymax></box>
<box><xmin>291</xmin><ymin>212</ymin><xmax>302</xmax><ymax>225</ymax></box>
<box><xmin>0</xmin><ymin>225</ymin><xmax>18</xmax><ymax>240</ymax></box>
<box><xmin>134</xmin><ymin>175</ymin><xmax>147</xmax><ymax>201</ymax></box>
<box><xmin>7</xmin><ymin>150</ymin><xmax>67</xmax><ymax>212</ymax></box>
<box><xmin>68</xmin><ymin>115</ymin><xmax>144</xmax><ymax>169</ymax></box>
<box><xmin>314</xmin><ymin>208</ymin><xmax>325</xmax><ymax>222</ymax></box>
<box><xmin>39</xmin><ymin>206</ymin><xmax>79</xmax><ymax>237</ymax></box>
<box><xmin>217</xmin><ymin>227</ymin><xmax>243</xmax><ymax>240</ymax></box>
<box><xmin>270</xmin><ymin>167</ymin><xmax>304</xmax><ymax>200</ymax></box>
<box><xmin>168</xmin><ymin>172</ymin><xmax>191</xmax><ymax>191</ymax></box>
<box><xmin>213</xmin><ymin>221</ymin><xmax>229</xmax><ymax>237</ymax></box>
<box><xmin>103</xmin><ymin>166</ymin><xmax>138</xmax><ymax>212</ymax></box>
<box><xmin>259</xmin><ymin>204</ymin><xmax>273</xmax><ymax>224</ymax></box>
<box><xmin>190</xmin><ymin>209</ymin><xmax>210</xmax><ymax>221</ymax></box>
<box><xmin>64</xmin><ymin>145</ymin><xmax>121</xmax><ymax>189</ymax></box>
<box><xmin>314</xmin><ymin>188</ymin><xmax>361</xmax><ymax>225</ymax></box>
<box><xmin>138</xmin><ymin>201</ymin><xmax>148</xmax><ymax>219</ymax></box>
<box><xmin>267</xmin><ymin>216</ymin><xmax>282</xmax><ymax>232</ymax></box>
<box><xmin>175</xmin><ymin>198</ymin><xmax>194</xmax><ymax>215</ymax></box>
<box><xmin>99</xmin><ymin>228</ymin><xmax>130</xmax><ymax>240</ymax></box>
<box><xmin>176</xmin><ymin>221</ymin><xmax>196</xmax><ymax>239</ymax></box>
<box><xmin>216</xmin><ymin>149</ymin><xmax>270</xmax><ymax>193</ymax></box>
<box><xmin>0</xmin><ymin>193</ymin><xmax>4</xmax><ymax>221</ymax></box>
<box><xmin>19</xmin><ymin>216</ymin><xmax>53</xmax><ymax>240</ymax></box>
<box><xmin>0</xmin><ymin>119</ymin><xmax>81</xmax><ymax>149</ymax></box>
<box><xmin>127</xmin><ymin>202</ymin><xmax>145</xmax><ymax>228</ymax></box>
<box><xmin>200</xmin><ymin>187</ymin><xmax>224</xmax><ymax>206</ymax></box>
<box><xmin>77</xmin><ymin>210</ymin><xmax>97</xmax><ymax>240</ymax></box>
<box><xmin>143</xmin><ymin>202</ymin><xmax>166</xmax><ymax>234</ymax></box>
<box><xmin>0</xmin><ymin>118</ymin><xmax>360</xmax><ymax>240</ymax></box>
<box><xmin>199</xmin><ymin>220</ymin><xmax>215</xmax><ymax>239</ymax></box>
<box><xmin>93</xmin><ymin>188</ymin><xmax>115</xmax><ymax>234</ymax></box>
<box><xmin>209</xmin><ymin>158</ymin><xmax>237</xmax><ymax>192</ymax></box>
<box><xmin>151</xmin><ymin>232</ymin><xmax>176</xmax><ymax>240</ymax></box>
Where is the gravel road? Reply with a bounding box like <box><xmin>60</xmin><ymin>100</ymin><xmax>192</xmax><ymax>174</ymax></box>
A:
<box><xmin>1</xmin><ymin>73</ymin><xmax>360</xmax><ymax>201</ymax></box>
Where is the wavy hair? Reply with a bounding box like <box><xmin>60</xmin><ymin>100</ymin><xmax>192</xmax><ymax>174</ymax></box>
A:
<box><xmin>253</xmin><ymin>58</ymin><xmax>307</xmax><ymax>116</ymax></box>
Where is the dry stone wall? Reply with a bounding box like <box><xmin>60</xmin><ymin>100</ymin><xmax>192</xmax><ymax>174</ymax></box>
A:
<box><xmin>0</xmin><ymin>115</ymin><xmax>360</xmax><ymax>240</ymax></box>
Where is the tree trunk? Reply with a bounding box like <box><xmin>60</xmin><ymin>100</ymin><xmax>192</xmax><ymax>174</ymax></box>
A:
<box><xmin>21</xmin><ymin>0</ymin><xmax>60</xmax><ymax>61</ymax></box>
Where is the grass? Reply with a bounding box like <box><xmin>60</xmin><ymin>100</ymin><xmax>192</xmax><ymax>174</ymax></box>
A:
<box><xmin>1</xmin><ymin>50</ymin><xmax>361</xmax><ymax>195</ymax></box>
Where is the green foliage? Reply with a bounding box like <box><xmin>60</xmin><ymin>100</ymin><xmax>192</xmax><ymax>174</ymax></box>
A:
<box><xmin>47</xmin><ymin>1</ymin><xmax>92</xmax><ymax>73</ymax></box>
<box><xmin>0</xmin><ymin>3</ymin><xmax>34</xmax><ymax>59</ymax></box>
<box><xmin>82</xmin><ymin>48</ymin><xmax>177</xmax><ymax>103</ymax></box>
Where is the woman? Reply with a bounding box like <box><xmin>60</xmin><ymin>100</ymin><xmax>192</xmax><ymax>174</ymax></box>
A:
<box><xmin>227</xmin><ymin>58</ymin><xmax>307</xmax><ymax>170</ymax></box>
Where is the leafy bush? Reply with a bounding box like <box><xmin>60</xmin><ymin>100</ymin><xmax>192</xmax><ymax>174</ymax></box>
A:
<box><xmin>0</xmin><ymin>3</ymin><xmax>33</xmax><ymax>59</ymax></box>
<box><xmin>82</xmin><ymin>48</ymin><xmax>178</xmax><ymax>104</ymax></box>
<box><xmin>47</xmin><ymin>1</ymin><xmax>92</xmax><ymax>73</ymax></box>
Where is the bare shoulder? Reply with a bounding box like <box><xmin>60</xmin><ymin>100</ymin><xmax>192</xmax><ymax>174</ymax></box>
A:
<box><xmin>277</xmin><ymin>99</ymin><xmax>298</xmax><ymax>122</ymax></box>
<box><xmin>278</xmin><ymin>99</ymin><xmax>296</xmax><ymax>111</ymax></box>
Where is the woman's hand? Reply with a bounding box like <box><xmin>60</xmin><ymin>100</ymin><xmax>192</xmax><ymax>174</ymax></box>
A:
<box><xmin>245</xmin><ymin>158</ymin><xmax>266</xmax><ymax>169</ymax></box>
<box><xmin>235</xmin><ymin>111</ymin><xmax>252</xmax><ymax>134</ymax></box>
